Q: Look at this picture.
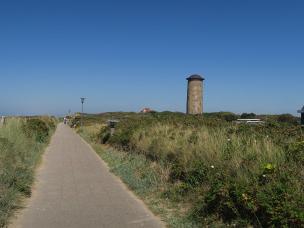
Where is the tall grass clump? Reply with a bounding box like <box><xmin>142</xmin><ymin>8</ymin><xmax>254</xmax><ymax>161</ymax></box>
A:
<box><xmin>90</xmin><ymin>112</ymin><xmax>304</xmax><ymax>227</ymax></box>
<box><xmin>0</xmin><ymin>117</ymin><xmax>56</xmax><ymax>227</ymax></box>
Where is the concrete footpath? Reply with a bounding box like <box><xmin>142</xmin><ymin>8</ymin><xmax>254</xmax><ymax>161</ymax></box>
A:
<box><xmin>10</xmin><ymin>123</ymin><xmax>163</xmax><ymax>228</ymax></box>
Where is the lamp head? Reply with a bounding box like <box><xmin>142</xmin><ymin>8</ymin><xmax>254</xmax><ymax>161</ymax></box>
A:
<box><xmin>80</xmin><ymin>97</ymin><xmax>86</xmax><ymax>104</ymax></box>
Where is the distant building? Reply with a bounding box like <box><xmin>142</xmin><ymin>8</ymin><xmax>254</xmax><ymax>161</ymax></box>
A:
<box><xmin>235</xmin><ymin>119</ymin><xmax>265</xmax><ymax>125</ymax></box>
<box><xmin>140</xmin><ymin>108</ymin><xmax>154</xmax><ymax>113</ymax></box>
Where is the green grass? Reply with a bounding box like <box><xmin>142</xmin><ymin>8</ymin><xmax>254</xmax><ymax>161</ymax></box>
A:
<box><xmin>77</xmin><ymin>112</ymin><xmax>304</xmax><ymax>227</ymax></box>
<box><xmin>0</xmin><ymin>117</ymin><xmax>56</xmax><ymax>227</ymax></box>
<box><xmin>80</xmin><ymin>128</ymin><xmax>199</xmax><ymax>227</ymax></box>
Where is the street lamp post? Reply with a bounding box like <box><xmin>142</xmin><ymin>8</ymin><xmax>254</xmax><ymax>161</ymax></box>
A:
<box><xmin>80</xmin><ymin>97</ymin><xmax>86</xmax><ymax>127</ymax></box>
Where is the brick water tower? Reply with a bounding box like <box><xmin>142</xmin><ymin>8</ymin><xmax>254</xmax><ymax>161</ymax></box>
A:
<box><xmin>186</xmin><ymin>74</ymin><xmax>205</xmax><ymax>114</ymax></box>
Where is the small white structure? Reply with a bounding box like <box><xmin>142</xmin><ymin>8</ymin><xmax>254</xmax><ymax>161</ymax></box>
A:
<box><xmin>0</xmin><ymin>116</ymin><xmax>5</xmax><ymax>127</ymax></box>
<box><xmin>235</xmin><ymin>119</ymin><xmax>265</xmax><ymax>125</ymax></box>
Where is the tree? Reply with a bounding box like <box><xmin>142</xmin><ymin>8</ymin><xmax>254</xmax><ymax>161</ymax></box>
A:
<box><xmin>240</xmin><ymin>113</ymin><xmax>256</xmax><ymax>119</ymax></box>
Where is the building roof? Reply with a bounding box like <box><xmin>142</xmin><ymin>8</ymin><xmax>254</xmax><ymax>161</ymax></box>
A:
<box><xmin>140</xmin><ymin>107</ymin><xmax>154</xmax><ymax>113</ymax></box>
<box><xmin>186</xmin><ymin>74</ymin><xmax>205</xmax><ymax>81</ymax></box>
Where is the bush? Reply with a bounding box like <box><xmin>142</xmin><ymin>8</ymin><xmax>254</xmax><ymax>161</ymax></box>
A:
<box><xmin>191</xmin><ymin>161</ymin><xmax>304</xmax><ymax>226</ymax></box>
<box><xmin>256</xmin><ymin>169</ymin><xmax>304</xmax><ymax>227</ymax></box>
<box><xmin>69</xmin><ymin>116</ymin><xmax>81</xmax><ymax>128</ymax></box>
<box><xmin>22</xmin><ymin>118</ymin><xmax>50</xmax><ymax>143</ymax></box>
<box><xmin>99</xmin><ymin>130</ymin><xmax>111</xmax><ymax>144</ymax></box>
<box><xmin>241</xmin><ymin>113</ymin><xmax>256</xmax><ymax>119</ymax></box>
<box><xmin>206</xmin><ymin>112</ymin><xmax>239</xmax><ymax>122</ymax></box>
<box><xmin>277</xmin><ymin>114</ymin><xmax>299</xmax><ymax>125</ymax></box>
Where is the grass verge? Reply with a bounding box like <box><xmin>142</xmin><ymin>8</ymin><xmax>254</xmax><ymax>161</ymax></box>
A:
<box><xmin>76</xmin><ymin>112</ymin><xmax>304</xmax><ymax>227</ymax></box>
<box><xmin>79</xmin><ymin>127</ymin><xmax>199</xmax><ymax>227</ymax></box>
<box><xmin>0</xmin><ymin>117</ymin><xmax>57</xmax><ymax>227</ymax></box>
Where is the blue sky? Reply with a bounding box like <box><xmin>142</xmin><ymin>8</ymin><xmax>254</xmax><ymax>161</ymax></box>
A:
<box><xmin>0</xmin><ymin>0</ymin><xmax>303</xmax><ymax>116</ymax></box>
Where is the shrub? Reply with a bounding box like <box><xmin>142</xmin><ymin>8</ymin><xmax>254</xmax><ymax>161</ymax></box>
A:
<box><xmin>206</xmin><ymin>112</ymin><xmax>239</xmax><ymax>122</ymax></box>
<box><xmin>191</xmin><ymin>163</ymin><xmax>304</xmax><ymax>227</ymax></box>
<box><xmin>97</xmin><ymin>128</ymin><xmax>111</xmax><ymax>144</ymax></box>
<box><xmin>22</xmin><ymin>118</ymin><xmax>50</xmax><ymax>143</ymax></box>
<box><xmin>277</xmin><ymin>114</ymin><xmax>298</xmax><ymax>125</ymax></box>
<box><xmin>241</xmin><ymin>113</ymin><xmax>256</xmax><ymax>119</ymax></box>
<box><xmin>256</xmin><ymin>165</ymin><xmax>304</xmax><ymax>227</ymax></box>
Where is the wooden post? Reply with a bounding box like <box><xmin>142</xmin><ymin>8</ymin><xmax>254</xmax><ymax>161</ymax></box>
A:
<box><xmin>0</xmin><ymin>116</ymin><xmax>5</xmax><ymax>127</ymax></box>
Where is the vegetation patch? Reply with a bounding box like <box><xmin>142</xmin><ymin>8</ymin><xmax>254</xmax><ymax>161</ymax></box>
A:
<box><xmin>80</xmin><ymin>128</ymin><xmax>199</xmax><ymax>227</ymax></box>
<box><xmin>0</xmin><ymin>117</ymin><xmax>56</xmax><ymax>227</ymax></box>
<box><xmin>78</xmin><ymin>112</ymin><xmax>303</xmax><ymax>227</ymax></box>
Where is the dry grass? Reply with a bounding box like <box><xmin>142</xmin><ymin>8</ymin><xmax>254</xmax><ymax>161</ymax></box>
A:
<box><xmin>79</xmin><ymin>112</ymin><xmax>304</xmax><ymax>227</ymax></box>
<box><xmin>131</xmin><ymin>123</ymin><xmax>284</xmax><ymax>178</ymax></box>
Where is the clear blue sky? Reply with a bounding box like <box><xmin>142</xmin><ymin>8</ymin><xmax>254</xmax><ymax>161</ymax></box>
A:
<box><xmin>0</xmin><ymin>0</ymin><xmax>303</xmax><ymax>116</ymax></box>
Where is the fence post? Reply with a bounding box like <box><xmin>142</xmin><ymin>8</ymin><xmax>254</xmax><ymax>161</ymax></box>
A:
<box><xmin>0</xmin><ymin>116</ymin><xmax>5</xmax><ymax>127</ymax></box>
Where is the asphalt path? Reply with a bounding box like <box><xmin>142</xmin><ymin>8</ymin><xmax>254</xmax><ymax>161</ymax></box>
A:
<box><xmin>10</xmin><ymin>123</ymin><xmax>163</xmax><ymax>228</ymax></box>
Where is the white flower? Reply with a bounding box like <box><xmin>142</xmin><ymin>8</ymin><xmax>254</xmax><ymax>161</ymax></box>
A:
<box><xmin>227</xmin><ymin>138</ymin><xmax>231</xmax><ymax>142</ymax></box>
<box><xmin>211</xmin><ymin>165</ymin><xmax>215</xmax><ymax>169</ymax></box>
<box><xmin>262</xmin><ymin>174</ymin><xmax>266</xmax><ymax>177</ymax></box>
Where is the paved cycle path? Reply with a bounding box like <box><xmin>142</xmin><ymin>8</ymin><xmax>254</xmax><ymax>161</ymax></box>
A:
<box><xmin>10</xmin><ymin>123</ymin><xmax>163</xmax><ymax>228</ymax></box>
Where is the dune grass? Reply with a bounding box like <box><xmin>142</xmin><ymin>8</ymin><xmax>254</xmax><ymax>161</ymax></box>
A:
<box><xmin>0</xmin><ymin>117</ymin><xmax>56</xmax><ymax>227</ymax></box>
<box><xmin>79</xmin><ymin>126</ymin><xmax>199</xmax><ymax>227</ymax></box>
<box><xmin>77</xmin><ymin>112</ymin><xmax>304</xmax><ymax>227</ymax></box>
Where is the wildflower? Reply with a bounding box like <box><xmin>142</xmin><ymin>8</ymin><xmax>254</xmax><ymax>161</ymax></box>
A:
<box><xmin>242</xmin><ymin>193</ymin><xmax>249</xmax><ymax>200</ymax></box>
<box><xmin>211</xmin><ymin>165</ymin><xmax>215</xmax><ymax>169</ymax></box>
<box><xmin>264</xmin><ymin>163</ymin><xmax>275</xmax><ymax>170</ymax></box>
<box><xmin>227</xmin><ymin>138</ymin><xmax>231</xmax><ymax>142</ymax></box>
<box><xmin>262</xmin><ymin>174</ymin><xmax>266</xmax><ymax>178</ymax></box>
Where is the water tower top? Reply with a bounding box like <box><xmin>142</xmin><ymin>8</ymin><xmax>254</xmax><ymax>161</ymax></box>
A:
<box><xmin>298</xmin><ymin>106</ymin><xmax>304</xmax><ymax>113</ymax></box>
<box><xmin>186</xmin><ymin>74</ymin><xmax>205</xmax><ymax>81</ymax></box>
